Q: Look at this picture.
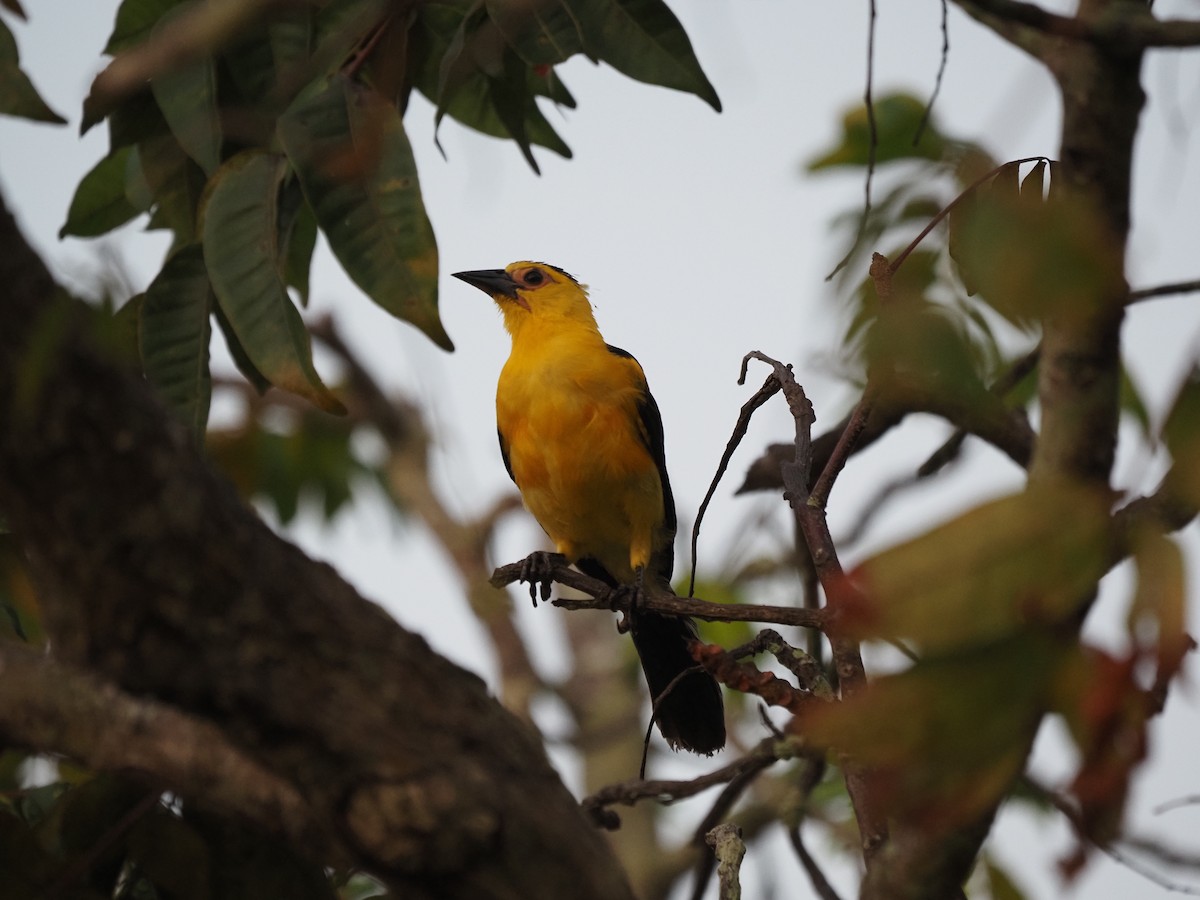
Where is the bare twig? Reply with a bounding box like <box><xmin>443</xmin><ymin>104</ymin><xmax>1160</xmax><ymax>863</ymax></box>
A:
<box><xmin>690</xmin><ymin>372</ymin><xmax>783</xmax><ymax>596</ymax></box>
<box><xmin>706</xmin><ymin>824</ymin><xmax>747</xmax><ymax>900</ymax></box>
<box><xmin>490</xmin><ymin>559</ymin><xmax>828</xmax><ymax>630</ymax></box>
<box><xmin>914</xmin><ymin>0</ymin><xmax>951</xmax><ymax>145</ymax></box>
<box><xmin>826</xmin><ymin>0</ymin><xmax>880</xmax><ymax>281</ymax></box>
<box><xmin>583</xmin><ymin>737</ymin><xmax>795</xmax><ymax>815</ymax></box>
<box><xmin>1128</xmin><ymin>278</ymin><xmax>1200</xmax><ymax>303</ymax></box>
<box><xmin>889</xmin><ymin>157</ymin><xmax>1053</xmax><ymax>274</ymax></box>
<box><xmin>788</xmin><ymin>824</ymin><xmax>844</xmax><ymax>900</ymax></box>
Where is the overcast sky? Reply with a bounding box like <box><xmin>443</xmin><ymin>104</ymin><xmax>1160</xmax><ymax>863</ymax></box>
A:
<box><xmin>3</xmin><ymin>2</ymin><xmax>1200</xmax><ymax>897</ymax></box>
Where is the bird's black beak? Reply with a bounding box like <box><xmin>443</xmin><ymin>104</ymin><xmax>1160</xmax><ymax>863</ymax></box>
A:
<box><xmin>452</xmin><ymin>269</ymin><xmax>520</xmax><ymax>299</ymax></box>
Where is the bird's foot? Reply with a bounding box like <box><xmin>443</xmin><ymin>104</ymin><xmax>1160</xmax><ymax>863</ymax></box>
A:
<box><xmin>605</xmin><ymin>568</ymin><xmax>646</xmax><ymax>634</ymax></box>
<box><xmin>518</xmin><ymin>551</ymin><xmax>567</xmax><ymax>607</ymax></box>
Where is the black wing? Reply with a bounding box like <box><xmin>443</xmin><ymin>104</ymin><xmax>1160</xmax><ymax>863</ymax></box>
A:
<box><xmin>606</xmin><ymin>344</ymin><xmax>677</xmax><ymax>580</ymax></box>
<box><xmin>497</xmin><ymin>428</ymin><xmax>515</xmax><ymax>483</ymax></box>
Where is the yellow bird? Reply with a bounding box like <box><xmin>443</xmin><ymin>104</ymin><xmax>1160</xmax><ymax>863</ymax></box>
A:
<box><xmin>454</xmin><ymin>261</ymin><xmax>726</xmax><ymax>754</ymax></box>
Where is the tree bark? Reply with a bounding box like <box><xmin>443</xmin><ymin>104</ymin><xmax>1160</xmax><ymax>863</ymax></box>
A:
<box><xmin>0</xmin><ymin>195</ymin><xmax>634</xmax><ymax>900</ymax></box>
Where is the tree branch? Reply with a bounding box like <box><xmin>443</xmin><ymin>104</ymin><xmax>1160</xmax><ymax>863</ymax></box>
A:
<box><xmin>0</xmin><ymin>641</ymin><xmax>339</xmax><ymax>863</ymax></box>
<box><xmin>0</xmin><ymin>192</ymin><xmax>634</xmax><ymax>900</ymax></box>
<box><xmin>489</xmin><ymin>559</ymin><xmax>828</xmax><ymax>630</ymax></box>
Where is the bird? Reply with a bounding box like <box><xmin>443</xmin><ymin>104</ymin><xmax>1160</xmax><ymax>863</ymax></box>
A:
<box><xmin>453</xmin><ymin>261</ymin><xmax>726</xmax><ymax>755</ymax></box>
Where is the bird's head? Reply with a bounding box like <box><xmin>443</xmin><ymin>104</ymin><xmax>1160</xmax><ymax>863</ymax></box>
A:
<box><xmin>453</xmin><ymin>261</ymin><xmax>596</xmax><ymax>335</ymax></box>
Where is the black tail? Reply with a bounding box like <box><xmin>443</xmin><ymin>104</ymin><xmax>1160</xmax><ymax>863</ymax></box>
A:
<box><xmin>629</xmin><ymin>609</ymin><xmax>726</xmax><ymax>755</ymax></box>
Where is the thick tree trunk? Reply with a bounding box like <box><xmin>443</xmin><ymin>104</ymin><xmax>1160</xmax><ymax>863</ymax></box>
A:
<box><xmin>0</xmin><ymin>195</ymin><xmax>634</xmax><ymax>900</ymax></box>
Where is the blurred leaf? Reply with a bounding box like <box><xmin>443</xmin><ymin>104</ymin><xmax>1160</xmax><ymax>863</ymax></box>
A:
<box><xmin>11</xmin><ymin>780</ymin><xmax>70</xmax><ymax>826</ymax></box>
<box><xmin>104</xmin><ymin>0</ymin><xmax>185</xmax><ymax>54</ymax></box>
<box><xmin>186</xmin><ymin>808</ymin><xmax>335</xmax><ymax>900</ymax></box>
<box><xmin>209</xmin><ymin>412</ymin><xmax>374</xmax><ymax>524</ymax></box>
<box><xmin>108</xmin><ymin>87</ymin><xmax>168</xmax><ymax>151</ymax></box>
<box><xmin>0</xmin><ymin>17</ymin><xmax>66</xmax><ymax>123</ymax></box>
<box><xmin>561</xmin><ymin>0</ymin><xmax>720</xmax><ymax>111</ymax></box>
<box><xmin>339</xmin><ymin>872</ymin><xmax>389</xmax><ymax>900</ymax></box>
<box><xmin>0</xmin><ymin>808</ymin><xmax>57</xmax><ymax>898</ymax></box>
<box><xmin>1128</xmin><ymin>533</ymin><xmax>1189</xmax><ymax>688</ymax></box>
<box><xmin>808</xmin><ymin>93</ymin><xmax>945</xmax><ymax>171</ymax></box>
<box><xmin>844</xmin><ymin>482</ymin><xmax>1111</xmax><ymax>653</ymax></box>
<box><xmin>1051</xmin><ymin>645</ymin><xmax>1148</xmax><ymax>846</ymax></box>
<box><xmin>1</xmin><ymin>0</ymin><xmax>27</xmax><ymax>18</ymax></box>
<box><xmin>279</xmin><ymin>76</ymin><xmax>452</xmax><ymax>350</ymax></box>
<box><xmin>983</xmin><ymin>856</ymin><xmax>1029</xmax><ymax>900</ymax></box>
<box><xmin>150</xmin><ymin>12</ymin><xmax>221</xmax><ymax>174</ymax></box>
<box><xmin>222</xmin><ymin>29</ymin><xmax>278</xmax><ymax>106</ymax></box>
<box><xmin>126</xmin><ymin>809</ymin><xmax>211</xmax><ymax>900</ymax></box>
<box><xmin>201</xmin><ymin>150</ymin><xmax>344</xmax><ymax>413</ymax></box>
<box><xmin>804</xmin><ymin>633</ymin><xmax>1062</xmax><ymax>829</ymax></box>
<box><xmin>1161</xmin><ymin>365</ymin><xmax>1200</xmax><ymax>507</ymax></box>
<box><xmin>140</xmin><ymin>244</ymin><xmax>213</xmax><ymax>434</ymax></box>
<box><xmin>135</xmin><ymin>132</ymin><xmax>206</xmax><ymax>244</ymax></box>
<box><xmin>0</xmin><ymin>535</ymin><xmax>42</xmax><ymax>643</ymax></box>
<box><xmin>681</xmin><ymin>577</ymin><xmax>755</xmax><ymax>649</ymax></box>
<box><xmin>951</xmin><ymin>161</ymin><xmax>1118</xmax><ymax>328</ymax></box>
<box><xmin>1118</xmin><ymin>357</ymin><xmax>1151</xmax><ymax>438</ymax></box>
<box><xmin>60</xmin><ymin>147</ymin><xmax>142</xmax><ymax>238</ymax></box>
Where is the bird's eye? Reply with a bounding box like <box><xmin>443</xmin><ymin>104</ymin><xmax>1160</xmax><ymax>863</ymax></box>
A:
<box><xmin>523</xmin><ymin>269</ymin><xmax>545</xmax><ymax>286</ymax></box>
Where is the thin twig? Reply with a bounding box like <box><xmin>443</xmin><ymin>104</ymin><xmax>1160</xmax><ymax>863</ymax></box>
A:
<box><xmin>1128</xmin><ymin>278</ymin><xmax>1200</xmax><ymax>303</ymax></box>
<box><xmin>914</xmin><ymin>0</ymin><xmax>951</xmax><ymax>145</ymax></box>
<box><xmin>788</xmin><ymin>824</ymin><xmax>844</xmax><ymax>900</ymax></box>
<box><xmin>826</xmin><ymin>0</ymin><xmax>880</xmax><ymax>281</ymax></box>
<box><xmin>691</xmin><ymin>372</ymin><xmax>783</xmax><ymax>596</ymax></box>
<box><xmin>582</xmin><ymin>737</ymin><xmax>795</xmax><ymax>814</ymax></box>
<box><xmin>490</xmin><ymin>560</ymin><xmax>828</xmax><ymax>630</ymax></box>
<box><xmin>889</xmin><ymin>156</ymin><xmax>1052</xmax><ymax>274</ymax></box>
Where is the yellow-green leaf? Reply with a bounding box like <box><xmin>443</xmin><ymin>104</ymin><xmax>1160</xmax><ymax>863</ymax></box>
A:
<box><xmin>844</xmin><ymin>482</ymin><xmax>1112</xmax><ymax>652</ymax></box>
<box><xmin>804</xmin><ymin>633</ymin><xmax>1062</xmax><ymax>828</ymax></box>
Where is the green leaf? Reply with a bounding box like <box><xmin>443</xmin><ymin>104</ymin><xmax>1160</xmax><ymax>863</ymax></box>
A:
<box><xmin>844</xmin><ymin>482</ymin><xmax>1112</xmax><ymax>653</ymax></box>
<box><xmin>212</xmin><ymin>301</ymin><xmax>271</xmax><ymax>394</ymax></box>
<box><xmin>278</xmin><ymin>177</ymin><xmax>318</xmax><ymax>305</ymax></box>
<box><xmin>150</xmin><ymin>12</ymin><xmax>221</xmax><ymax>174</ymax></box>
<box><xmin>104</xmin><ymin>0</ymin><xmax>185</xmax><ymax>54</ymax></box>
<box><xmin>140</xmin><ymin>244</ymin><xmax>213</xmax><ymax>434</ymax></box>
<box><xmin>279</xmin><ymin>77</ymin><xmax>452</xmax><ymax>350</ymax></box>
<box><xmin>0</xmin><ymin>18</ymin><xmax>66</xmax><ymax>124</ymax></box>
<box><xmin>60</xmin><ymin>147</ymin><xmax>142</xmax><ymax>238</ymax></box>
<box><xmin>108</xmin><ymin>87</ymin><xmax>169</xmax><ymax>151</ymax></box>
<box><xmin>560</xmin><ymin>0</ymin><xmax>719</xmax><ymax>111</ymax></box>
<box><xmin>1161</xmin><ymin>365</ymin><xmax>1200</xmax><ymax>508</ymax></box>
<box><xmin>485</xmin><ymin>0</ymin><xmax>583</xmax><ymax>66</ymax></box>
<box><xmin>135</xmin><ymin>133</ymin><xmax>207</xmax><ymax>244</ymax></box>
<box><xmin>413</xmin><ymin>2</ymin><xmax>572</xmax><ymax>162</ymax></box>
<box><xmin>202</xmin><ymin>150</ymin><xmax>345</xmax><ymax>413</ymax></box>
<box><xmin>804</xmin><ymin>633</ymin><xmax>1062</xmax><ymax>827</ymax></box>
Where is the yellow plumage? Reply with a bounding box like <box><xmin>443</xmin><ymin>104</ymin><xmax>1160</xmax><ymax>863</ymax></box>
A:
<box><xmin>454</xmin><ymin>261</ymin><xmax>725</xmax><ymax>754</ymax></box>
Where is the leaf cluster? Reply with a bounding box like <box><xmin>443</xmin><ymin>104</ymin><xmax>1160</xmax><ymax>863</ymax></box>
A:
<box><xmin>24</xmin><ymin>0</ymin><xmax>719</xmax><ymax>434</ymax></box>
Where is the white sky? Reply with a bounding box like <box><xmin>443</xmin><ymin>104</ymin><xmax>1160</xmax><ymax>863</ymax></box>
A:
<box><xmin>3</xmin><ymin>1</ymin><xmax>1200</xmax><ymax>898</ymax></box>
